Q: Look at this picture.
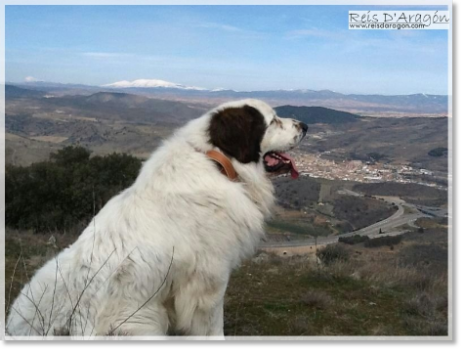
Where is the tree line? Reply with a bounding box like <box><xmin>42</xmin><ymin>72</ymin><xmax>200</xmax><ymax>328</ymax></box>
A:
<box><xmin>6</xmin><ymin>146</ymin><xmax>142</xmax><ymax>233</ymax></box>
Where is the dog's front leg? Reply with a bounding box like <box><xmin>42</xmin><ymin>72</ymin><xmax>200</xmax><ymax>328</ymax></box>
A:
<box><xmin>174</xmin><ymin>277</ymin><xmax>227</xmax><ymax>337</ymax></box>
<box><xmin>187</xmin><ymin>300</ymin><xmax>225</xmax><ymax>338</ymax></box>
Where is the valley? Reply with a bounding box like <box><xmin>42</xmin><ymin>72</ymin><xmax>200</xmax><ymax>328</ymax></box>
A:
<box><xmin>5</xmin><ymin>83</ymin><xmax>449</xmax><ymax>244</ymax></box>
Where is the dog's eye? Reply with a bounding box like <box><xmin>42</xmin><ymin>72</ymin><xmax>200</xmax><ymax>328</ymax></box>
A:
<box><xmin>271</xmin><ymin>118</ymin><xmax>283</xmax><ymax>128</ymax></box>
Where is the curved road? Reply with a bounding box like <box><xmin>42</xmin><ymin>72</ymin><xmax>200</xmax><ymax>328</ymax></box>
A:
<box><xmin>260</xmin><ymin>195</ymin><xmax>430</xmax><ymax>249</ymax></box>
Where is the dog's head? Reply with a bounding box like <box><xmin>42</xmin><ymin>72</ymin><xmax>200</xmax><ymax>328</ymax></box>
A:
<box><xmin>208</xmin><ymin>99</ymin><xmax>308</xmax><ymax>178</ymax></box>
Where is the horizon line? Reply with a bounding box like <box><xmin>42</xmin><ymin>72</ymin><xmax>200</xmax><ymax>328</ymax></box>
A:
<box><xmin>5</xmin><ymin>79</ymin><xmax>449</xmax><ymax>97</ymax></box>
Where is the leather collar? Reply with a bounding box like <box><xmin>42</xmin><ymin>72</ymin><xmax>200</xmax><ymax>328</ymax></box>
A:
<box><xmin>206</xmin><ymin>150</ymin><xmax>238</xmax><ymax>181</ymax></box>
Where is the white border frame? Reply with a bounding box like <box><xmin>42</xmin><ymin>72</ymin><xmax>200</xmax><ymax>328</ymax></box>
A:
<box><xmin>0</xmin><ymin>0</ymin><xmax>454</xmax><ymax>344</ymax></box>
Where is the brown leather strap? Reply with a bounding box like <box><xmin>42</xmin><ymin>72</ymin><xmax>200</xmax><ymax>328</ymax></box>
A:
<box><xmin>206</xmin><ymin>150</ymin><xmax>238</xmax><ymax>181</ymax></box>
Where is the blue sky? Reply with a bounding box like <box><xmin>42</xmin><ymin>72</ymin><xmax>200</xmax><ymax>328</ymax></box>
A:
<box><xmin>6</xmin><ymin>5</ymin><xmax>449</xmax><ymax>95</ymax></box>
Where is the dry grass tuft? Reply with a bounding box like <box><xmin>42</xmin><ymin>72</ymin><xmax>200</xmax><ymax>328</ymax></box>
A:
<box><xmin>300</xmin><ymin>290</ymin><xmax>333</xmax><ymax>310</ymax></box>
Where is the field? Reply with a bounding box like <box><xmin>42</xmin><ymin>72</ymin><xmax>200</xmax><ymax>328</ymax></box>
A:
<box><xmin>270</xmin><ymin>177</ymin><xmax>398</xmax><ymax>239</ymax></box>
<box><xmin>225</xmin><ymin>223</ymin><xmax>448</xmax><ymax>336</ymax></box>
<box><xmin>5</xmin><ymin>217</ymin><xmax>448</xmax><ymax>337</ymax></box>
<box><xmin>354</xmin><ymin>182</ymin><xmax>448</xmax><ymax>207</ymax></box>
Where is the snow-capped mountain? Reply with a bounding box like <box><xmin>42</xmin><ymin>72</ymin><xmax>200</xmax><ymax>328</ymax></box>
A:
<box><xmin>102</xmin><ymin>79</ymin><xmax>207</xmax><ymax>90</ymax></box>
<box><xmin>12</xmin><ymin>78</ymin><xmax>448</xmax><ymax>116</ymax></box>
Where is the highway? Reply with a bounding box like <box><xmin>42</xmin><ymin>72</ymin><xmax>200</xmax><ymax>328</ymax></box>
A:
<box><xmin>260</xmin><ymin>194</ymin><xmax>430</xmax><ymax>249</ymax></box>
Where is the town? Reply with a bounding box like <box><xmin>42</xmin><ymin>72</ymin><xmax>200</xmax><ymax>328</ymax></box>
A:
<box><xmin>290</xmin><ymin>151</ymin><xmax>448</xmax><ymax>190</ymax></box>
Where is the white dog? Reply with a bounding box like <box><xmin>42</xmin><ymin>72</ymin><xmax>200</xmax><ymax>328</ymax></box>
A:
<box><xmin>7</xmin><ymin>99</ymin><xmax>307</xmax><ymax>337</ymax></box>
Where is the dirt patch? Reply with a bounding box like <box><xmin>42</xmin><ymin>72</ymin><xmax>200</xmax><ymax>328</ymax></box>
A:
<box><xmin>29</xmin><ymin>136</ymin><xmax>69</xmax><ymax>143</ymax></box>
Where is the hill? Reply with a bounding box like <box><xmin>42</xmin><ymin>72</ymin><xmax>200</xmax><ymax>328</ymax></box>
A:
<box><xmin>299</xmin><ymin>116</ymin><xmax>448</xmax><ymax>173</ymax></box>
<box><xmin>15</xmin><ymin>81</ymin><xmax>449</xmax><ymax>116</ymax></box>
<box><xmin>5</xmin><ymin>87</ymin><xmax>210</xmax><ymax>165</ymax></box>
<box><xmin>5</xmin><ymin>223</ymin><xmax>448</xmax><ymax>336</ymax></box>
<box><xmin>275</xmin><ymin>105</ymin><xmax>360</xmax><ymax>124</ymax></box>
<box><xmin>5</xmin><ymin>86</ymin><xmax>448</xmax><ymax>174</ymax></box>
<box><xmin>272</xmin><ymin>177</ymin><xmax>396</xmax><ymax>235</ymax></box>
<box><xmin>6</xmin><ymin>85</ymin><xmax>45</xmax><ymax>99</ymax></box>
<box><xmin>353</xmin><ymin>182</ymin><xmax>447</xmax><ymax>207</ymax></box>
<box><xmin>39</xmin><ymin>91</ymin><xmax>208</xmax><ymax>124</ymax></box>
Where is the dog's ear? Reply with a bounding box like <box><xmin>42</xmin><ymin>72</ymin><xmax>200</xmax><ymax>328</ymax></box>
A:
<box><xmin>209</xmin><ymin>105</ymin><xmax>266</xmax><ymax>163</ymax></box>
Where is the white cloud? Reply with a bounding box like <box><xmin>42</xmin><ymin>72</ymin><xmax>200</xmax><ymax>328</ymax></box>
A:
<box><xmin>81</xmin><ymin>52</ymin><xmax>133</xmax><ymax>58</ymax></box>
<box><xmin>199</xmin><ymin>22</ymin><xmax>243</xmax><ymax>32</ymax></box>
<box><xmin>287</xmin><ymin>29</ymin><xmax>346</xmax><ymax>40</ymax></box>
<box><xmin>24</xmin><ymin>76</ymin><xmax>39</xmax><ymax>82</ymax></box>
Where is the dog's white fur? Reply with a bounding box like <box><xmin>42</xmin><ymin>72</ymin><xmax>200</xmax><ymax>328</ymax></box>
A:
<box><xmin>7</xmin><ymin>99</ymin><xmax>306</xmax><ymax>337</ymax></box>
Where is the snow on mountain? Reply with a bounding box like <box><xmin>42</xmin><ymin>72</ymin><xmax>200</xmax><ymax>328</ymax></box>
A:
<box><xmin>211</xmin><ymin>87</ymin><xmax>231</xmax><ymax>92</ymax></box>
<box><xmin>102</xmin><ymin>79</ymin><xmax>207</xmax><ymax>90</ymax></box>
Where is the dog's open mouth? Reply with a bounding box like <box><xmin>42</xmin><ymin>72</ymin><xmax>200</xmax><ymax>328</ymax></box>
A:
<box><xmin>264</xmin><ymin>151</ymin><xmax>299</xmax><ymax>179</ymax></box>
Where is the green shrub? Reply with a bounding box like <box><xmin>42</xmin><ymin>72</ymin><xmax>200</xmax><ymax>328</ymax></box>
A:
<box><xmin>316</xmin><ymin>244</ymin><xmax>349</xmax><ymax>265</ymax></box>
<box><xmin>428</xmin><ymin>147</ymin><xmax>448</xmax><ymax>157</ymax></box>
<box><xmin>6</xmin><ymin>146</ymin><xmax>142</xmax><ymax>232</ymax></box>
<box><xmin>339</xmin><ymin>235</ymin><xmax>369</xmax><ymax>245</ymax></box>
<box><xmin>399</xmin><ymin>243</ymin><xmax>448</xmax><ymax>274</ymax></box>
<box><xmin>364</xmin><ymin>235</ymin><xmax>402</xmax><ymax>248</ymax></box>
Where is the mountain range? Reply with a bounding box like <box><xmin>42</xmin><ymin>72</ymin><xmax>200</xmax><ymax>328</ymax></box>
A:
<box><xmin>10</xmin><ymin>79</ymin><xmax>449</xmax><ymax>117</ymax></box>
<box><xmin>102</xmin><ymin>78</ymin><xmax>207</xmax><ymax>90</ymax></box>
<box><xmin>5</xmin><ymin>84</ymin><xmax>448</xmax><ymax>175</ymax></box>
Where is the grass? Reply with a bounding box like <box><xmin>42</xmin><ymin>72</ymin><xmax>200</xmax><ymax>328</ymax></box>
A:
<box><xmin>403</xmin><ymin>205</ymin><xmax>417</xmax><ymax>215</ymax></box>
<box><xmin>267</xmin><ymin>219</ymin><xmax>331</xmax><ymax>237</ymax></box>
<box><xmin>316</xmin><ymin>244</ymin><xmax>349</xmax><ymax>264</ymax></box>
<box><xmin>333</xmin><ymin>195</ymin><xmax>396</xmax><ymax>231</ymax></box>
<box><xmin>416</xmin><ymin>217</ymin><xmax>447</xmax><ymax>229</ymax></box>
<box><xmin>5</xmin><ymin>226</ymin><xmax>448</xmax><ymax>337</ymax></box>
<box><xmin>224</xmin><ymin>257</ymin><xmax>407</xmax><ymax>336</ymax></box>
<box><xmin>225</xmin><ymin>227</ymin><xmax>448</xmax><ymax>336</ymax></box>
<box><xmin>4</xmin><ymin>229</ymin><xmax>77</xmax><ymax>316</ymax></box>
<box><xmin>364</xmin><ymin>235</ymin><xmax>402</xmax><ymax>248</ymax></box>
<box><xmin>339</xmin><ymin>235</ymin><xmax>370</xmax><ymax>245</ymax></box>
<box><xmin>354</xmin><ymin>183</ymin><xmax>448</xmax><ymax>207</ymax></box>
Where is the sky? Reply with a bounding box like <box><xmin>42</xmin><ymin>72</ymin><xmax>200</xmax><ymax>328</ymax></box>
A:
<box><xmin>6</xmin><ymin>5</ymin><xmax>449</xmax><ymax>95</ymax></box>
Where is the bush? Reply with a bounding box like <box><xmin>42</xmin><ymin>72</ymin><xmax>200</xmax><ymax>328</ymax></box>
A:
<box><xmin>428</xmin><ymin>147</ymin><xmax>448</xmax><ymax>157</ymax></box>
<box><xmin>6</xmin><ymin>146</ymin><xmax>142</xmax><ymax>232</ymax></box>
<box><xmin>316</xmin><ymin>244</ymin><xmax>349</xmax><ymax>265</ymax></box>
<box><xmin>364</xmin><ymin>235</ymin><xmax>402</xmax><ymax>248</ymax></box>
<box><xmin>339</xmin><ymin>235</ymin><xmax>370</xmax><ymax>245</ymax></box>
<box><xmin>300</xmin><ymin>290</ymin><xmax>333</xmax><ymax>309</ymax></box>
<box><xmin>399</xmin><ymin>243</ymin><xmax>448</xmax><ymax>274</ymax></box>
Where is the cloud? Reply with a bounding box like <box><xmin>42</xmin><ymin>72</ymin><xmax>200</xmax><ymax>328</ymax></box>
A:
<box><xmin>287</xmin><ymin>29</ymin><xmax>346</xmax><ymax>40</ymax></box>
<box><xmin>81</xmin><ymin>52</ymin><xmax>133</xmax><ymax>58</ymax></box>
<box><xmin>198</xmin><ymin>22</ymin><xmax>243</xmax><ymax>32</ymax></box>
<box><xmin>24</xmin><ymin>76</ymin><xmax>39</xmax><ymax>82</ymax></box>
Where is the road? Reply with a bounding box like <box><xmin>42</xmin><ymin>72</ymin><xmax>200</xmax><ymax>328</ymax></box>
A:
<box><xmin>260</xmin><ymin>193</ymin><xmax>430</xmax><ymax>249</ymax></box>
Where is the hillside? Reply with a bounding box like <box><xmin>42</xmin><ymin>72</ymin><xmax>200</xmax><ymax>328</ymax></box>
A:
<box><xmin>271</xmin><ymin>177</ymin><xmax>397</xmax><ymax>237</ymax></box>
<box><xmin>275</xmin><ymin>105</ymin><xmax>360</xmax><ymax>124</ymax></box>
<box><xmin>5</xmin><ymin>86</ymin><xmax>210</xmax><ymax>165</ymax></box>
<box><xmin>354</xmin><ymin>182</ymin><xmax>448</xmax><ymax>207</ymax></box>
<box><xmin>6</xmin><ymin>85</ymin><xmax>45</xmax><ymax>99</ymax></box>
<box><xmin>5</xmin><ymin>222</ymin><xmax>448</xmax><ymax>336</ymax></box>
<box><xmin>35</xmin><ymin>92</ymin><xmax>208</xmax><ymax>124</ymax></box>
<box><xmin>298</xmin><ymin>117</ymin><xmax>448</xmax><ymax>173</ymax></box>
<box><xmin>271</xmin><ymin>101</ymin><xmax>448</xmax><ymax>173</ymax></box>
<box><xmin>225</xmin><ymin>224</ymin><xmax>448</xmax><ymax>336</ymax></box>
<box><xmin>5</xmin><ymin>85</ymin><xmax>449</xmax><ymax>175</ymax></box>
<box><xmin>16</xmin><ymin>81</ymin><xmax>449</xmax><ymax>116</ymax></box>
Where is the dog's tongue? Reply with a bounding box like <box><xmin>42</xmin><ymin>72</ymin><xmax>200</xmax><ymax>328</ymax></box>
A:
<box><xmin>266</xmin><ymin>152</ymin><xmax>299</xmax><ymax>179</ymax></box>
<box><xmin>278</xmin><ymin>152</ymin><xmax>299</xmax><ymax>179</ymax></box>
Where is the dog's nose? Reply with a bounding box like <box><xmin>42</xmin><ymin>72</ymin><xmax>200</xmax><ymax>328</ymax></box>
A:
<box><xmin>299</xmin><ymin>122</ymin><xmax>308</xmax><ymax>134</ymax></box>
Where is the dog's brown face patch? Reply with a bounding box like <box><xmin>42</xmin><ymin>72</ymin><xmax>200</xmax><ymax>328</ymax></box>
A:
<box><xmin>209</xmin><ymin>105</ymin><xmax>267</xmax><ymax>163</ymax></box>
